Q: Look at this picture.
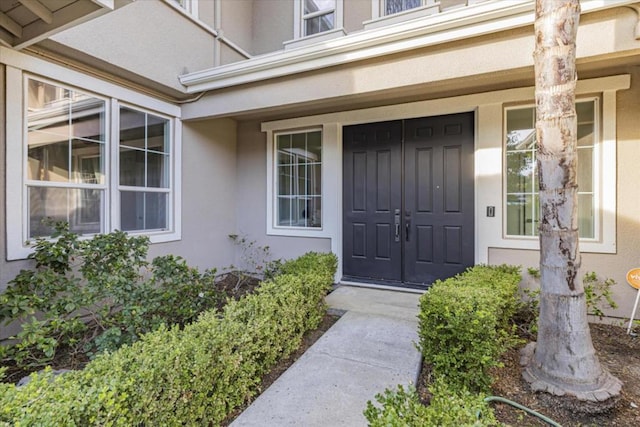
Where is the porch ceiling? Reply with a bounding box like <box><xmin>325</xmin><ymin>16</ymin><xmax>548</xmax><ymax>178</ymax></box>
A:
<box><xmin>0</xmin><ymin>0</ymin><xmax>117</xmax><ymax>50</ymax></box>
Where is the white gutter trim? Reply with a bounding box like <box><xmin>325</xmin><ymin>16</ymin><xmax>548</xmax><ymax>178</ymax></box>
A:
<box><xmin>178</xmin><ymin>0</ymin><xmax>636</xmax><ymax>93</ymax></box>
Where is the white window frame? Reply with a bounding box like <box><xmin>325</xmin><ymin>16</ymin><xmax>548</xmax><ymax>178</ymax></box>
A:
<box><xmin>293</xmin><ymin>0</ymin><xmax>344</xmax><ymax>40</ymax></box>
<box><xmin>501</xmin><ymin>94</ymin><xmax>616</xmax><ymax>253</ymax></box>
<box><xmin>265</xmin><ymin>127</ymin><xmax>329</xmax><ymax>238</ymax></box>
<box><xmin>171</xmin><ymin>0</ymin><xmax>198</xmax><ymax>17</ymax></box>
<box><xmin>5</xmin><ymin>49</ymin><xmax>182</xmax><ymax>261</ymax></box>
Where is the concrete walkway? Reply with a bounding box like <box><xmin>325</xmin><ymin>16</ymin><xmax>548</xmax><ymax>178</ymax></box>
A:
<box><xmin>231</xmin><ymin>286</ymin><xmax>423</xmax><ymax>427</ymax></box>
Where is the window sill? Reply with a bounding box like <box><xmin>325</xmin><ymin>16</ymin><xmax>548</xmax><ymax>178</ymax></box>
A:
<box><xmin>498</xmin><ymin>235</ymin><xmax>616</xmax><ymax>254</ymax></box>
<box><xmin>283</xmin><ymin>28</ymin><xmax>348</xmax><ymax>50</ymax></box>
<box><xmin>7</xmin><ymin>230</ymin><xmax>182</xmax><ymax>261</ymax></box>
<box><xmin>266</xmin><ymin>226</ymin><xmax>329</xmax><ymax>239</ymax></box>
<box><xmin>364</xmin><ymin>4</ymin><xmax>440</xmax><ymax>30</ymax></box>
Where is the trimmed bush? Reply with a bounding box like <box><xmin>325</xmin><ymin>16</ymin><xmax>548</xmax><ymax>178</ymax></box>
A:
<box><xmin>364</xmin><ymin>380</ymin><xmax>498</xmax><ymax>427</ymax></box>
<box><xmin>0</xmin><ymin>252</ymin><xmax>337</xmax><ymax>426</ymax></box>
<box><xmin>417</xmin><ymin>265</ymin><xmax>521</xmax><ymax>392</ymax></box>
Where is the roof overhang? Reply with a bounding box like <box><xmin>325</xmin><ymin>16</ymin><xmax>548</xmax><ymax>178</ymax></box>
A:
<box><xmin>0</xmin><ymin>0</ymin><xmax>119</xmax><ymax>50</ymax></box>
<box><xmin>179</xmin><ymin>0</ymin><xmax>639</xmax><ymax>93</ymax></box>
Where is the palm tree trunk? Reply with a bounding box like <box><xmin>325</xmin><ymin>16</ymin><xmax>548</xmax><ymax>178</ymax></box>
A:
<box><xmin>520</xmin><ymin>0</ymin><xmax>621</xmax><ymax>404</ymax></box>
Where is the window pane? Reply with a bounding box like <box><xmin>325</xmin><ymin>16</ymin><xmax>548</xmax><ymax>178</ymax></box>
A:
<box><xmin>71</xmin><ymin>96</ymin><xmax>105</xmax><ymax>142</ymax></box>
<box><xmin>147</xmin><ymin>152</ymin><xmax>169</xmax><ymax>188</ymax></box>
<box><xmin>120</xmin><ymin>191</ymin><xmax>168</xmax><ymax>232</ymax></box>
<box><xmin>147</xmin><ymin>115</ymin><xmax>169</xmax><ymax>153</ymax></box>
<box><xmin>506</xmin><ymin>151</ymin><xmax>535</xmax><ymax>193</ymax></box>
<box><xmin>73</xmin><ymin>140</ymin><xmax>104</xmax><ymax>184</ymax></box>
<box><xmin>386</xmin><ymin>0</ymin><xmax>421</xmax><ymax>15</ymax></box>
<box><xmin>120</xmin><ymin>147</ymin><xmax>146</xmax><ymax>186</ymax></box>
<box><xmin>577</xmin><ymin>147</ymin><xmax>593</xmax><ymax>192</ymax></box>
<box><xmin>578</xmin><ymin>194</ymin><xmax>594</xmax><ymax>239</ymax></box>
<box><xmin>27</xmin><ymin>139</ymin><xmax>69</xmax><ymax>182</ymax></box>
<box><xmin>28</xmin><ymin>187</ymin><xmax>102</xmax><ymax>238</ymax></box>
<box><xmin>275</xmin><ymin>131</ymin><xmax>322</xmax><ymax>228</ymax></box>
<box><xmin>506</xmin><ymin>194</ymin><xmax>537</xmax><ymax>236</ymax></box>
<box><xmin>304</xmin><ymin>0</ymin><xmax>334</xmax><ymax>14</ymax></box>
<box><xmin>120</xmin><ymin>107</ymin><xmax>146</xmax><ymax>149</ymax></box>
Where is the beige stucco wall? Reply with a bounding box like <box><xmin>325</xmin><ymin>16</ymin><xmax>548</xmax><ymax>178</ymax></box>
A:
<box><xmin>344</xmin><ymin>0</ymin><xmax>372</xmax><ymax>33</ymax></box>
<box><xmin>489</xmin><ymin>66</ymin><xmax>640</xmax><ymax>322</ymax></box>
<box><xmin>234</xmin><ymin>120</ymin><xmax>332</xmax><ymax>267</ymax></box>
<box><xmin>220</xmin><ymin>0</ymin><xmax>254</xmax><ymax>54</ymax></box>
<box><xmin>250</xmin><ymin>0</ymin><xmax>294</xmax><ymax>55</ymax></box>
<box><xmin>48</xmin><ymin>0</ymin><xmax>215</xmax><ymax>94</ymax></box>
<box><xmin>183</xmin><ymin>6</ymin><xmax>640</xmax><ymax>121</ymax></box>
<box><xmin>147</xmin><ymin>119</ymin><xmax>239</xmax><ymax>271</ymax></box>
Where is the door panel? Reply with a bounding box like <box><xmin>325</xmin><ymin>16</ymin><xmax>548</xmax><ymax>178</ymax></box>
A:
<box><xmin>403</xmin><ymin>113</ymin><xmax>474</xmax><ymax>285</ymax></box>
<box><xmin>343</xmin><ymin>121</ymin><xmax>402</xmax><ymax>282</ymax></box>
<box><xmin>343</xmin><ymin>113</ymin><xmax>474</xmax><ymax>287</ymax></box>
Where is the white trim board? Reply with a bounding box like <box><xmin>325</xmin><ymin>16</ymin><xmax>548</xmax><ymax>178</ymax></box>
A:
<box><xmin>179</xmin><ymin>0</ymin><xmax>635</xmax><ymax>92</ymax></box>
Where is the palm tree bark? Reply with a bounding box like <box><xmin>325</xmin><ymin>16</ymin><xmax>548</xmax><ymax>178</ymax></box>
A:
<box><xmin>520</xmin><ymin>0</ymin><xmax>621</xmax><ymax>403</ymax></box>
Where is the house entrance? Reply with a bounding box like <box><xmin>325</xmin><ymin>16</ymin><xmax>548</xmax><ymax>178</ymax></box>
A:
<box><xmin>342</xmin><ymin>113</ymin><xmax>475</xmax><ymax>288</ymax></box>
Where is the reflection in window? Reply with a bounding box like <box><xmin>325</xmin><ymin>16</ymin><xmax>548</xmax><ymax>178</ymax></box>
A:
<box><xmin>385</xmin><ymin>0</ymin><xmax>421</xmax><ymax>15</ymax></box>
<box><xmin>119</xmin><ymin>107</ymin><xmax>170</xmax><ymax>232</ymax></box>
<box><xmin>276</xmin><ymin>130</ymin><xmax>322</xmax><ymax>228</ymax></box>
<box><xmin>26</xmin><ymin>78</ymin><xmax>105</xmax><ymax>238</ymax></box>
<box><xmin>303</xmin><ymin>0</ymin><xmax>336</xmax><ymax>36</ymax></box>
<box><xmin>505</xmin><ymin>100</ymin><xmax>596</xmax><ymax>239</ymax></box>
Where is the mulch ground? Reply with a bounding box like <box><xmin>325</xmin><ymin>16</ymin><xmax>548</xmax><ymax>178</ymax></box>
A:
<box><xmin>418</xmin><ymin>322</ymin><xmax>640</xmax><ymax>426</ymax></box>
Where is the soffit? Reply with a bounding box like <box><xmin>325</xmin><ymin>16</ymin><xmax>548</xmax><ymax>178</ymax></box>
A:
<box><xmin>0</xmin><ymin>0</ymin><xmax>117</xmax><ymax>50</ymax></box>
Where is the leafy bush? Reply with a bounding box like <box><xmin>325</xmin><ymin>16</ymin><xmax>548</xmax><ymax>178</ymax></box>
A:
<box><xmin>417</xmin><ymin>265</ymin><xmax>521</xmax><ymax>392</ymax></box>
<box><xmin>0</xmin><ymin>252</ymin><xmax>337</xmax><ymax>426</ymax></box>
<box><xmin>364</xmin><ymin>380</ymin><xmax>498</xmax><ymax>426</ymax></box>
<box><xmin>517</xmin><ymin>269</ymin><xmax>619</xmax><ymax>336</ymax></box>
<box><xmin>0</xmin><ymin>222</ymin><xmax>222</xmax><ymax>369</ymax></box>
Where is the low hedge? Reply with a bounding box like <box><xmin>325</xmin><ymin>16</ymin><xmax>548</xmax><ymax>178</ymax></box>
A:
<box><xmin>365</xmin><ymin>265</ymin><xmax>521</xmax><ymax>426</ymax></box>
<box><xmin>0</xmin><ymin>252</ymin><xmax>337</xmax><ymax>426</ymax></box>
<box><xmin>417</xmin><ymin>265</ymin><xmax>521</xmax><ymax>392</ymax></box>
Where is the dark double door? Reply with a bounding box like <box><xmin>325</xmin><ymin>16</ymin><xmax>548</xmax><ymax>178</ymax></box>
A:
<box><xmin>342</xmin><ymin>113</ymin><xmax>474</xmax><ymax>288</ymax></box>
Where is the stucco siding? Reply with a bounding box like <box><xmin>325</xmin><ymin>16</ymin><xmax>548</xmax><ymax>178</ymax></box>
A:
<box><xmin>149</xmin><ymin>119</ymin><xmax>239</xmax><ymax>271</ymax></box>
<box><xmin>251</xmin><ymin>0</ymin><xmax>294</xmax><ymax>56</ymax></box>
<box><xmin>49</xmin><ymin>0</ymin><xmax>215</xmax><ymax>94</ymax></box>
<box><xmin>344</xmin><ymin>0</ymin><xmax>371</xmax><ymax>34</ymax></box>
<box><xmin>234</xmin><ymin>120</ymin><xmax>331</xmax><ymax>268</ymax></box>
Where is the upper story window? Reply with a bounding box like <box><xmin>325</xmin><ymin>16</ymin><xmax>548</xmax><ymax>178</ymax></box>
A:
<box><xmin>302</xmin><ymin>0</ymin><xmax>336</xmax><ymax>36</ymax></box>
<box><xmin>173</xmin><ymin>0</ymin><xmax>198</xmax><ymax>17</ymax></box>
<box><xmin>384</xmin><ymin>0</ymin><xmax>422</xmax><ymax>15</ymax></box>
<box><xmin>504</xmin><ymin>99</ymin><xmax>598</xmax><ymax>240</ymax></box>
<box><xmin>6</xmin><ymin>68</ymin><xmax>181</xmax><ymax>260</ymax></box>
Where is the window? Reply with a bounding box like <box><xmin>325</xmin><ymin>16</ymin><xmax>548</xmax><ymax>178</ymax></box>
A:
<box><xmin>505</xmin><ymin>99</ymin><xmax>598</xmax><ymax>239</ymax></box>
<box><xmin>20</xmin><ymin>76</ymin><xmax>176</xmax><ymax>244</ymax></box>
<box><xmin>301</xmin><ymin>0</ymin><xmax>336</xmax><ymax>36</ymax></box>
<box><xmin>384</xmin><ymin>0</ymin><xmax>422</xmax><ymax>15</ymax></box>
<box><xmin>275</xmin><ymin>130</ymin><xmax>322</xmax><ymax>228</ymax></box>
<box><xmin>173</xmin><ymin>0</ymin><xmax>198</xmax><ymax>17</ymax></box>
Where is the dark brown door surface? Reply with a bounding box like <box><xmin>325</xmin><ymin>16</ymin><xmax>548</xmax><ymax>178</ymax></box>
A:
<box><xmin>343</xmin><ymin>113</ymin><xmax>474</xmax><ymax>288</ymax></box>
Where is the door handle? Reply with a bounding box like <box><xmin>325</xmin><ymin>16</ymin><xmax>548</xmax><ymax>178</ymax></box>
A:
<box><xmin>394</xmin><ymin>209</ymin><xmax>401</xmax><ymax>242</ymax></box>
<box><xmin>406</xmin><ymin>221</ymin><xmax>410</xmax><ymax>242</ymax></box>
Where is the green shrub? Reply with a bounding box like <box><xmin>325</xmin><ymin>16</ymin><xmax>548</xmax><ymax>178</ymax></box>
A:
<box><xmin>0</xmin><ymin>223</ymin><xmax>223</xmax><ymax>367</ymax></box>
<box><xmin>364</xmin><ymin>380</ymin><xmax>498</xmax><ymax>427</ymax></box>
<box><xmin>0</xmin><ymin>252</ymin><xmax>337</xmax><ymax>426</ymax></box>
<box><xmin>417</xmin><ymin>265</ymin><xmax>521</xmax><ymax>392</ymax></box>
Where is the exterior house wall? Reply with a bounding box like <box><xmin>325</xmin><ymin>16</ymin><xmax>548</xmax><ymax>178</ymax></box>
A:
<box><xmin>220</xmin><ymin>0</ymin><xmax>255</xmax><ymax>55</ymax></box>
<box><xmin>234</xmin><ymin>120</ymin><xmax>331</xmax><ymax>268</ymax></box>
<box><xmin>344</xmin><ymin>0</ymin><xmax>372</xmax><ymax>33</ymax></box>
<box><xmin>147</xmin><ymin>118</ymin><xmax>239</xmax><ymax>270</ymax></box>
<box><xmin>490</xmin><ymin>67</ymin><xmax>640</xmax><ymax>321</ymax></box>
<box><xmin>46</xmin><ymin>0</ymin><xmax>216</xmax><ymax>95</ymax></box>
<box><xmin>250</xmin><ymin>0</ymin><xmax>294</xmax><ymax>56</ymax></box>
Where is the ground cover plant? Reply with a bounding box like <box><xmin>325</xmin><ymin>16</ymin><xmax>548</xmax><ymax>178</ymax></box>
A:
<box><xmin>0</xmin><ymin>251</ymin><xmax>337</xmax><ymax>425</ymax></box>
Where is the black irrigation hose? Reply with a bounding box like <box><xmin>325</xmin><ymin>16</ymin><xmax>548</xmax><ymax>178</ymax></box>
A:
<box><xmin>483</xmin><ymin>396</ymin><xmax>562</xmax><ymax>427</ymax></box>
